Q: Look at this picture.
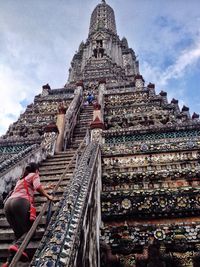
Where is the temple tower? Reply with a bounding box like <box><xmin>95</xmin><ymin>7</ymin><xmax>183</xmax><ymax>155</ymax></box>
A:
<box><xmin>68</xmin><ymin>0</ymin><xmax>139</xmax><ymax>84</ymax></box>
<box><xmin>0</xmin><ymin>1</ymin><xmax>200</xmax><ymax>267</ymax></box>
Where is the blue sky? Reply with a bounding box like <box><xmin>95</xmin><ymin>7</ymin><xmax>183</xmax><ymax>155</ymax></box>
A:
<box><xmin>0</xmin><ymin>0</ymin><xmax>200</xmax><ymax>135</ymax></box>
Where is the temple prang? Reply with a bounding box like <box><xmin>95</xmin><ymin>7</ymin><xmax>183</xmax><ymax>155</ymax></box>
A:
<box><xmin>0</xmin><ymin>1</ymin><xmax>200</xmax><ymax>266</ymax></box>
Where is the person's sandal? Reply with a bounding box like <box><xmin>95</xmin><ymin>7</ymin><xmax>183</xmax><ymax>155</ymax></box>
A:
<box><xmin>9</xmin><ymin>245</ymin><xmax>29</xmax><ymax>262</ymax></box>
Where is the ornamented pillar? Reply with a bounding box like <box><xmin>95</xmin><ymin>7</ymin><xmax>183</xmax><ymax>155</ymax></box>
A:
<box><xmin>98</xmin><ymin>79</ymin><xmax>106</xmax><ymax>121</ymax></box>
<box><xmin>147</xmin><ymin>82</ymin><xmax>155</xmax><ymax>96</ymax></box>
<box><xmin>171</xmin><ymin>98</ymin><xmax>180</xmax><ymax>113</ymax></box>
<box><xmin>135</xmin><ymin>74</ymin><xmax>145</xmax><ymax>89</ymax></box>
<box><xmin>159</xmin><ymin>90</ymin><xmax>168</xmax><ymax>104</ymax></box>
<box><xmin>41</xmin><ymin>83</ymin><xmax>51</xmax><ymax>96</ymax></box>
<box><xmin>192</xmin><ymin>112</ymin><xmax>199</xmax><ymax>121</ymax></box>
<box><xmin>90</xmin><ymin>103</ymin><xmax>104</xmax><ymax>144</ymax></box>
<box><xmin>55</xmin><ymin>103</ymin><xmax>67</xmax><ymax>153</ymax></box>
<box><xmin>75</xmin><ymin>80</ymin><xmax>84</xmax><ymax>95</ymax></box>
<box><xmin>182</xmin><ymin>105</ymin><xmax>191</xmax><ymax>119</ymax></box>
<box><xmin>44</xmin><ymin>123</ymin><xmax>59</xmax><ymax>156</ymax></box>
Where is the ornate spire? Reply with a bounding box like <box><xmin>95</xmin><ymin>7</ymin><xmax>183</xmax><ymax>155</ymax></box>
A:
<box><xmin>89</xmin><ymin>0</ymin><xmax>117</xmax><ymax>36</ymax></box>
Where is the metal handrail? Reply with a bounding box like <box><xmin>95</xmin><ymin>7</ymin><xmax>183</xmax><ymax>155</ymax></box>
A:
<box><xmin>9</xmin><ymin>132</ymin><xmax>88</xmax><ymax>267</ymax></box>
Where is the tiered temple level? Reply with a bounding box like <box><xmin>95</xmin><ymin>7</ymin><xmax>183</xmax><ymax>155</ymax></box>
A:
<box><xmin>101</xmin><ymin>82</ymin><xmax>200</xmax><ymax>266</ymax></box>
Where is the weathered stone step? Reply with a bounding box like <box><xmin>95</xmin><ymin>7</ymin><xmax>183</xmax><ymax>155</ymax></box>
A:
<box><xmin>80</xmin><ymin>110</ymin><xmax>93</xmax><ymax>113</ymax></box>
<box><xmin>74</xmin><ymin>125</ymin><xmax>88</xmax><ymax>129</ymax></box>
<box><xmin>40</xmin><ymin>160</ymin><xmax>73</xmax><ymax>166</ymax></box>
<box><xmin>73</xmin><ymin>132</ymin><xmax>86</xmax><ymax>136</ymax></box>
<box><xmin>70</xmin><ymin>145</ymin><xmax>82</xmax><ymax>150</ymax></box>
<box><xmin>0</xmin><ymin>227</ymin><xmax>45</xmax><ymax>241</ymax></box>
<box><xmin>47</xmin><ymin>153</ymin><xmax>76</xmax><ymax>161</ymax></box>
<box><xmin>34</xmin><ymin>195</ymin><xmax>61</xmax><ymax>204</ymax></box>
<box><xmin>71</xmin><ymin>138</ymin><xmax>83</xmax><ymax>142</ymax></box>
<box><xmin>35</xmin><ymin>187</ymin><xmax>66</xmax><ymax>198</ymax></box>
<box><xmin>73</xmin><ymin>132</ymin><xmax>86</xmax><ymax>139</ymax></box>
<box><xmin>80</xmin><ymin>119</ymin><xmax>91</xmax><ymax>122</ymax></box>
<box><xmin>75</xmin><ymin>125</ymin><xmax>89</xmax><ymax>130</ymax></box>
<box><xmin>72</xmin><ymin>139</ymin><xmax>85</xmax><ymax>145</ymax></box>
<box><xmin>46</xmin><ymin>152</ymin><xmax>74</xmax><ymax>157</ymax></box>
<box><xmin>80</xmin><ymin>107</ymin><xmax>93</xmax><ymax>110</ymax></box>
<box><xmin>70</xmin><ymin>140</ymin><xmax>82</xmax><ymax>144</ymax></box>
<box><xmin>73</xmin><ymin>131</ymin><xmax>87</xmax><ymax>136</ymax></box>
<box><xmin>80</xmin><ymin>117</ymin><xmax>92</xmax><ymax>120</ymax></box>
<box><xmin>79</xmin><ymin>113</ymin><xmax>93</xmax><ymax>116</ymax></box>
<box><xmin>0</xmin><ymin>240</ymin><xmax>40</xmax><ymax>260</ymax></box>
<box><xmin>0</xmin><ymin>216</ymin><xmax>47</xmax><ymax>228</ymax></box>
<box><xmin>39</xmin><ymin>167</ymin><xmax>74</xmax><ymax>176</ymax></box>
<box><xmin>77</xmin><ymin>120</ymin><xmax>90</xmax><ymax>124</ymax></box>
<box><xmin>39</xmin><ymin>163</ymin><xmax>75</xmax><ymax>171</ymax></box>
<box><xmin>40</xmin><ymin>174</ymin><xmax>72</xmax><ymax>182</ymax></box>
<box><xmin>73</xmin><ymin>132</ymin><xmax>87</xmax><ymax>137</ymax></box>
<box><xmin>73</xmin><ymin>131</ymin><xmax>86</xmax><ymax>135</ymax></box>
<box><xmin>43</xmin><ymin>157</ymin><xmax>74</xmax><ymax>164</ymax></box>
<box><xmin>54</xmin><ymin>151</ymin><xmax>76</xmax><ymax>155</ymax></box>
<box><xmin>83</xmin><ymin>112</ymin><xmax>93</xmax><ymax>115</ymax></box>
<box><xmin>72</xmin><ymin>136</ymin><xmax>86</xmax><ymax>140</ymax></box>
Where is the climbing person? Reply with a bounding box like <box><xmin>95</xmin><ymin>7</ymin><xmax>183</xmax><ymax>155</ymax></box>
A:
<box><xmin>86</xmin><ymin>92</ymin><xmax>95</xmax><ymax>105</ymax></box>
<box><xmin>2</xmin><ymin>162</ymin><xmax>53</xmax><ymax>266</ymax></box>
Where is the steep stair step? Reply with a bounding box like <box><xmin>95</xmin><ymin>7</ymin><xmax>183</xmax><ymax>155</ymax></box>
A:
<box><xmin>47</xmin><ymin>153</ymin><xmax>75</xmax><ymax>159</ymax></box>
<box><xmin>0</xmin><ymin>227</ymin><xmax>45</xmax><ymax>241</ymax></box>
<box><xmin>0</xmin><ymin>242</ymin><xmax>40</xmax><ymax>264</ymax></box>
<box><xmin>39</xmin><ymin>168</ymin><xmax>74</xmax><ymax>176</ymax></box>
<box><xmin>39</xmin><ymin>163</ymin><xmax>75</xmax><ymax>171</ymax></box>
<box><xmin>0</xmin><ymin>217</ymin><xmax>47</xmax><ymax>228</ymax></box>
<box><xmin>40</xmin><ymin>174</ymin><xmax>72</xmax><ymax>182</ymax></box>
<box><xmin>40</xmin><ymin>160</ymin><xmax>73</xmax><ymax>166</ymax></box>
<box><xmin>43</xmin><ymin>157</ymin><xmax>75</xmax><ymax>163</ymax></box>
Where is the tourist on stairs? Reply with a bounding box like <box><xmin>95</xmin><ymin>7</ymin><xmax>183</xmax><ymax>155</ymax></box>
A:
<box><xmin>86</xmin><ymin>92</ymin><xmax>95</xmax><ymax>105</ymax></box>
<box><xmin>2</xmin><ymin>162</ymin><xmax>53</xmax><ymax>267</ymax></box>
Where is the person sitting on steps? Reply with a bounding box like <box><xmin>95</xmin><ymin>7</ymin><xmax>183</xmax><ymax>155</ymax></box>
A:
<box><xmin>86</xmin><ymin>92</ymin><xmax>95</xmax><ymax>105</ymax></box>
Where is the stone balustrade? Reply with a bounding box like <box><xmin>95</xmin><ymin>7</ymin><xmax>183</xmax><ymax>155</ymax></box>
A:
<box><xmin>31</xmin><ymin>143</ymin><xmax>101</xmax><ymax>267</ymax></box>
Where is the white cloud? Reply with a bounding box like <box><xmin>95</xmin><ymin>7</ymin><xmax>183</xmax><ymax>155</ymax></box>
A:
<box><xmin>159</xmin><ymin>39</ymin><xmax>200</xmax><ymax>86</ymax></box>
<box><xmin>141</xmin><ymin>35</ymin><xmax>200</xmax><ymax>88</ymax></box>
<box><xmin>0</xmin><ymin>65</ymin><xmax>39</xmax><ymax>135</ymax></box>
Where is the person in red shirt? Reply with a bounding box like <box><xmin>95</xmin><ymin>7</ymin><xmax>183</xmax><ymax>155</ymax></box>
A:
<box><xmin>3</xmin><ymin>162</ymin><xmax>53</xmax><ymax>266</ymax></box>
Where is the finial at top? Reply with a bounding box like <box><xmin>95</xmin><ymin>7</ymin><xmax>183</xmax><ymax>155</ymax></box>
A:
<box><xmin>102</xmin><ymin>0</ymin><xmax>106</xmax><ymax>3</ymax></box>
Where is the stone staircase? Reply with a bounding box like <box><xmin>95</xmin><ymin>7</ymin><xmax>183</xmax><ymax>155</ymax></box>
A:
<box><xmin>0</xmin><ymin>105</ymin><xmax>93</xmax><ymax>266</ymax></box>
